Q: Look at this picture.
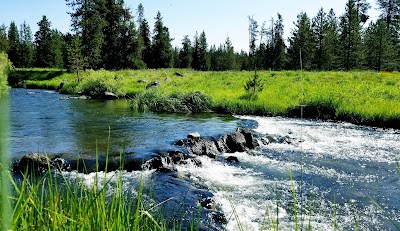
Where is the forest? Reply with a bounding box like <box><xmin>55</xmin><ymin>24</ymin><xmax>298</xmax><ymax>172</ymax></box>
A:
<box><xmin>0</xmin><ymin>0</ymin><xmax>399</xmax><ymax>72</ymax></box>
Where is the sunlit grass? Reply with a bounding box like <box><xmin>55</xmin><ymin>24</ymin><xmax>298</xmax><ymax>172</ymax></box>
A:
<box><xmin>10</xmin><ymin>68</ymin><xmax>400</xmax><ymax>127</ymax></box>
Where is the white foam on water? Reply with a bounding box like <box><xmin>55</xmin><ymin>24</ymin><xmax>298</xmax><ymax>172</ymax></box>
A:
<box><xmin>177</xmin><ymin>156</ymin><xmax>337</xmax><ymax>231</ymax></box>
<box><xmin>240</xmin><ymin>116</ymin><xmax>400</xmax><ymax>164</ymax></box>
<box><xmin>60</xmin><ymin>170</ymin><xmax>154</xmax><ymax>197</ymax></box>
<box><xmin>175</xmin><ymin>116</ymin><xmax>399</xmax><ymax>230</ymax></box>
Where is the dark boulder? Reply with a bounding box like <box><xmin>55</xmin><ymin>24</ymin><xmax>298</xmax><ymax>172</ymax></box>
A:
<box><xmin>174</xmin><ymin>72</ymin><xmax>185</xmax><ymax>77</ymax></box>
<box><xmin>215</xmin><ymin>138</ymin><xmax>230</xmax><ymax>153</ymax></box>
<box><xmin>200</xmin><ymin>197</ymin><xmax>216</xmax><ymax>210</ymax></box>
<box><xmin>175</xmin><ymin>139</ymin><xmax>185</xmax><ymax>146</ymax></box>
<box><xmin>225</xmin><ymin>156</ymin><xmax>239</xmax><ymax>163</ymax></box>
<box><xmin>223</xmin><ymin>129</ymin><xmax>248</xmax><ymax>153</ymax></box>
<box><xmin>167</xmin><ymin>150</ymin><xmax>186</xmax><ymax>164</ymax></box>
<box><xmin>146</xmin><ymin>81</ymin><xmax>160</xmax><ymax>89</ymax></box>
<box><xmin>185</xmin><ymin>139</ymin><xmax>220</xmax><ymax>158</ymax></box>
<box><xmin>142</xmin><ymin>156</ymin><xmax>164</xmax><ymax>170</ymax></box>
<box><xmin>13</xmin><ymin>153</ymin><xmax>70</xmax><ymax>175</ymax></box>
<box><xmin>240</xmin><ymin>128</ymin><xmax>259</xmax><ymax>149</ymax></box>
<box><xmin>210</xmin><ymin>212</ymin><xmax>228</xmax><ymax>225</ymax></box>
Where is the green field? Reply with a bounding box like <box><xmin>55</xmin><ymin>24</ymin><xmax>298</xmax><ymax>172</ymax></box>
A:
<box><xmin>9</xmin><ymin>68</ymin><xmax>400</xmax><ymax>128</ymax></box>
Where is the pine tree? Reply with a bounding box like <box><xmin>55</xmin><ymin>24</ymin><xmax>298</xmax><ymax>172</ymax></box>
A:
<box><xmin>66</xmin><ymin>0</ymin><xmax>106</xmax><ymax>69</ymax></box>
<box><xmin>272</xmin><ymin>14</ymin><xmax>286</xmax><ymax>70</ymax></box>
<box><xmin>312</xmin><ymin>8</ymin><xmax>327</xmax><ymax>70</ymax></box>
<box><xmin>248</xmin><ymin>16</ymin><xmax>259</xmax><ymax>59</ymax></box>
<box><xmin>68</xmin><ymin>35</ymin><xmax>87</xmax><ymax>80</ymax></box>
<box><xmin>0</xmin><ymin>24</ymin><xmax>9</xmax><ymax>53</ymax></box>
<box><xmin>151</xmin><ymin>11</ymin><xmax>172</xmax><ymax>68</ymax></box>
<box><xmin>354</xmin><ymin>0</ymin><xmax>371</xmax><ymax>24</ymax></box>
<box><xmin>223</xmin><ymin>37</ymin><xmax>236</xmax><ymax>70</ymax></box>
<box><xmin>192</xmin><ymin>32</ymin><xmax>200</xmax><ymax>70</ymax></box>
<box><xmin>34</xmin><ymin>16</ymin><xmax>53</xmax><ymax>68</ymax></box>
<box><xmin>7</xmin><ymin>22</ymin><xmax>21</xmax><ymax>67</ymax></box>
<box><xmin>377</xmin><ymin>0</ymin><xmax>400</xmax><ymax>30</ymax></box>
<box><xmin>323</xmin><ymin>9</ymin><xmax>341</xmax><ymax>70</ymax></box>
<box><xmin>198</xmin><ymin>31</ymin><xmax>209</xmax><ymax>71</ymax></box>
<box><xmin>49</xmin><ymin>30</ymin><xmax>65</xmax><ymax>68</ymax></box>
<box><xmin>123</xmin><ymin>20</ymin><xmax>145</xmax><ymax>69</ymax></box>
<box><xmin>19</xmin><ymin>22</ymin><xmax>34</xmax><ymax>68</ymax></box>
<box><xmin>101</xmin><ymin>0</ymin><xmax>128</xmax><ymax>69</ymax></box>
<box><xmin>287</xmin><ymin>12</ymin><xmax>314</xmax><ymax>70</ymax></box>
<box><xmin>339</xmin><ymin>0</ymin><xmax>364</xmax><ymax>70</ymax></box>
<box><xmin>136</xmin><ymin>3</ymin><xmax>145</xmax><ymax>27</ymax></box>
<box><xmin>172</xmin><ymin>47</ymin><xmax>180</xmax><ymax>68</ymax></box>
<box><xmin>63</xmin><ymin>32</ymin><xmax>74</xmax><ymax>69</ymax></box>
<box><xmin>364</xmin><ymin>19</ymin><xmax>397</xmax><ymax>71</ymax></box>
<box><xmin>139</xmin><ymin>18</ymin><xmax>151</xmax><ymax>68</ymax></box>
<box><xmin>178</xmin><ymin>35</ymin><xmax>192</xmax><ymax>68</ymax></box>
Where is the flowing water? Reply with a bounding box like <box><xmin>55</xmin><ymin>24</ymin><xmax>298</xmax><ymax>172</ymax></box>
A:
<box><xmin>9</xmin><ymin>88</ymin><xmax>400</xmax><ymax>230</ymax></box>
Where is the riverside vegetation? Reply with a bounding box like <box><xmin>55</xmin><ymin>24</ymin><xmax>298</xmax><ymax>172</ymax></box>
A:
<box><xmin>9</xmin><ymin>68</ymin><xmax>400</xmax><ymax>128</ymax></box>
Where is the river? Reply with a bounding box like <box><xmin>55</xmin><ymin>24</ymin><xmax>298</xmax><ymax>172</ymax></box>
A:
<box><xmin>9</xmin><ymin>88</ymin><xmax>400</xmax><ymax>230</ymax></box>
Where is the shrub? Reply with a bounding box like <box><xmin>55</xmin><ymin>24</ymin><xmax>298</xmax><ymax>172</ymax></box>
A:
<box><xmin>130</xmin><ymin>91</ymin><xmax>212</xmax><ymax>113</ymax></box>
<box><xmin>77</xmin><ymin>70</ymin><xmax>126</xmax><ymax>97</ymax></box>
<box><xmin>0</xmin><ymin>52</ymin><xmax>12</xmax><ymax>94</ymax></box>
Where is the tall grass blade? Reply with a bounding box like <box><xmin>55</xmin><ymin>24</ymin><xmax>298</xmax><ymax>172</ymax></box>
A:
<box><xmin>289</xmin><ymin>169</ymin><xmax>299</xmax><ymax>231</ymax></box>
<box><xmin>0</xmin><ymin>93</ymin><xmax>10</xmax><ymax>231</ymax></box>
<box><xmin>368</xmin><ymin>195</ymin><xmax>400</xmax><ymax>230</ymax></box>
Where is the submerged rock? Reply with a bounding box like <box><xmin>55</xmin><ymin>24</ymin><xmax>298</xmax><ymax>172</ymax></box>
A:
<box><xmin>142</xmin><ymin>150</ymin><xmax>202</xmax><ymax>171</ymax></box>
<box><xmin>225</xmin><ymin>156</ymin><xmax>239</xmax><ymax>163</ymax></box>
<box><xmin>184</xmin><ymin>128</ymin><xmax>260</xmax><ymax>158</ymax></box>
<box><xmin>13</xmin><ymin>153</ymin><xmax>70</xmax><ymax>175</ymax></box>
<box><xmin>188</xmin><ymin>132</ymin><xmax>201</xmax><ymax>140</ymax></box>
<box><xmin>261</xmin><ymin>134</ymin><xmax>294</xmax><ymax>145</ymax></box>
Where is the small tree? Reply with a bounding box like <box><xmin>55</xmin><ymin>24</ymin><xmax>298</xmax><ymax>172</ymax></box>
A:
<box><xmin>244</xmin><ymin>70</ymin><xmax>263</xmax><ymax>99</ymax></box>
<box><xmin>68</xmin><ymin>36</ymin><xmax>87</xmax><ymax>82</ymax></box>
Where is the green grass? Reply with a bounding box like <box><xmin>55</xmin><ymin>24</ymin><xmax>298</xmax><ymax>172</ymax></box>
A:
<box><xmin>0</xmin><ymin>52</ymin><xmax>12</xmax><ymax>94</ymax></box>
<box><xmin>0</xmin><ymin>170</ymin><xmax>170</xmax><ymax>230</ymax></box>
<box><xmin>9</xmin><ymin>68</ymin><xmax>400</xmax><ymax>128</ymax></box>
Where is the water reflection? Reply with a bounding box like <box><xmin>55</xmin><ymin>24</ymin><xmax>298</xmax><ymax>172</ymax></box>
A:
<box><xmin>10</xmin><ymin>89</ymin><xmax>240</xmax><ymax>159</ymax></box>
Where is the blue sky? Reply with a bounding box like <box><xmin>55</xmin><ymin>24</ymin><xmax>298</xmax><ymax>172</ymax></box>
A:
<box><xmin>1</xmin><ymin>0</ymin><xmax>379</xmax><ymax>52</ymax></box>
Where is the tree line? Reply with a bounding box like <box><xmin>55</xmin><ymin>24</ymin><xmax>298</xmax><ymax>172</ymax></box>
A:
<box><xmin>0</xmin><ymin>0</ymin><xmax>399</xmax><ymax>72</ymax></box>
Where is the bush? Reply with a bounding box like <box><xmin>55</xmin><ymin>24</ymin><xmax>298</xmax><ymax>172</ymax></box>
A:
<box><xmin>77</xmin><ymin>70</ymin><xmax>126</xmax><ymax>97</ymax></box>
<box><xmin>0</xmin><ymin>52</ymin><xmax>12</xmax><ymax>94</ymax></box>
<box><xmin>59</xmin><ymin>82</ymin><xmax>79</xmax><ymax>94</ymax></box>
<box><xmin>130</xmin><ymin>91</ymin><xmax>212</xmax><ymax>113</ymax></box>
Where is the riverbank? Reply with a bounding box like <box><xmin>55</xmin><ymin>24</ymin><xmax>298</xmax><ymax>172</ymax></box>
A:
<box><xmin>8</xmin><ymin>68</ymin><xmax>400</xmax><ymax>129</ymax></box>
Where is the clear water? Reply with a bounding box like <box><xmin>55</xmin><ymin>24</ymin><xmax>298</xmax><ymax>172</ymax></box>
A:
<box><xmin>9</xmin><ymin>89</ymin><xmax>400</xmax><ymax>230</ymax></box>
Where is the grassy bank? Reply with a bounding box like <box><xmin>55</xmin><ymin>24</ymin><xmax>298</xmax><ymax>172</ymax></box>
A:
<box><xmin>9</xmin><ymin>68</ymin><xmax>400</xmax><ymax>128</ymax></box>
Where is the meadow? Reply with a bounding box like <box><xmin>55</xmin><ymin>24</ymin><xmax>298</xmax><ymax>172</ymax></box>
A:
<box><xmin>9</xmin><ymin>68</ymin><xmax>400</xmax><ymax>128</ymax></box>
